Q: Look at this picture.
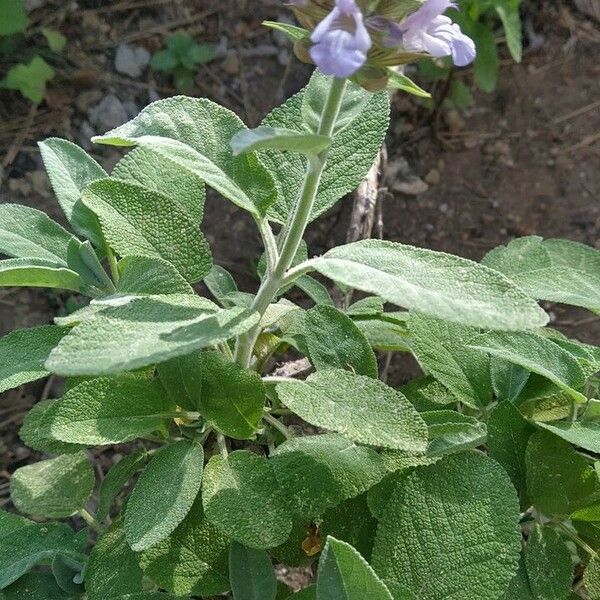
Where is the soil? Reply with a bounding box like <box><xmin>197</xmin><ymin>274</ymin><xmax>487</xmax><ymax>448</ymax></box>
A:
<box><xmin>0</xmin><ymin>0</ymin><xmax>599</xmax><ymax>589</ymax></box>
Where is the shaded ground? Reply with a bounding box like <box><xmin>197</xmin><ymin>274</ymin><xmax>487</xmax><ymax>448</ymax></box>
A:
<box><xmin>0</xmin><ymin>0</ymin><xmax>599</xmax><ymax>521</ymax></box>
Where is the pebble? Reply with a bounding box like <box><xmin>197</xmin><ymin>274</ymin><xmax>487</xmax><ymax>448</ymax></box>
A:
<box><xmin>88</xmin><ymin>94</ymin><xmax>128</xmax><ymax>132</ymax></box>
<box><xmin>424</xmin><ymin>168</ymin><xmax>441</xmax><ymax>186</ymax></box>
<box><xmin>222</xmin><ymin>52</ymin><xmax>240</xmax><ymax>75</ymax></box>
<box><xmin>78</xmin><ymin>120</ymin><xmax>96</xmax><ymax>150</ymax></box>
<box><xmin>115</xmin><ymin>43</ymin><xmax>151</xmax><ymax>79</ymax></box>
<box><xmin>444</xmin><ymin>108</ymin><xmax>465</xmax><ymax>134</ymax></box>
<box><xmin>392</xmin><ymin>177</ymin><xmax>429</xmax><ymax>196</ymax></box>
<box><xmin>75</xmin><ymin>89</ymin><xmax>103</xmax><ymax>114</ymax></box>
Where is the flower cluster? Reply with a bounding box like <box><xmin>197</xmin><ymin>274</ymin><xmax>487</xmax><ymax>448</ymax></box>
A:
<box><xmin>289</xmin><ymin>0</ymin><xmax>476</xmax><ymax>82</ymax></box>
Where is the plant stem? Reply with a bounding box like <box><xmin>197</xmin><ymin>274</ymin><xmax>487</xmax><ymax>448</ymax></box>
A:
<box><xmin>216</xmin><ymin>433</ymin><xmax>228</xmax><ymax>459</ymax></box>
<box><xmin>79</xmin><ymin>508</ymin><xmax>100</xmax><ymax>531</ymax></box>
<box><xmin>106</xmin><ymin>245</ymin><xmax>119</xmax><ymax>284</ymax></box>
<box><xmin>234</xmin><ymin>76</ymin><xmax>348</xmax><ymax>368</ymax></box>
<box><xmin>256</xmin><ymin>217</ymin><xmax>279</xmax><ymax>274</ymax></box>
<box><xmin>263</xmin><ymin>411</ymin><xmax>293</xmax><ymax>439</ymax></box>
<box><xmin>554</xmin><ymin>520</ymin><xmax>597</xmax><ymax>557</ymax></box>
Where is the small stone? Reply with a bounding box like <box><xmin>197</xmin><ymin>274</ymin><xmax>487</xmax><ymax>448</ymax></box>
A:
<box><xmin>88</xmin><ymin>94</ymin><xmax>128</xmax><ymax>132</ymax></box>
<box><xmin>222</xmin><ymin>52</ymin><xmax>240</xmax><ymax>75</ymax></box>
<box><xmin>115</xmin><ymin>43</ymin><xmax>151</xmax><ymax>78</ymax></box>
<box><xmin>392</xmin><ymin>177</ymin><xmax>429</xmax><ymax>196</ymax></box>
<box><xmin>75</xmin><ymin>90</ymin><xmax>103</xmax><ymax>114</ymax></box>
<box><xmin>444</xmin><ymin>108</ymin><xmax>465</xmax><ymax>133</ymax></box>
<box><xmin>8</xmin><ymin>178</ymin><xmax>32</xmax><ymax>196</ymax></box>
<box><xmin>78</xmin><ymin>120</ymin><xmax>96</xmax><ymax>150</ymax></box>
<box><xmin>424</xmin><ymin>168</ymin><xmax>441</xmax><ymax>186</ymax></box>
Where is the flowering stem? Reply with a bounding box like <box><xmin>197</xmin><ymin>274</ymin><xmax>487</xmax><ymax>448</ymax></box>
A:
<box><xmin>234</xmin><ymin>76</ymin><xmax>347</xmax><ymax>368</ymax></box>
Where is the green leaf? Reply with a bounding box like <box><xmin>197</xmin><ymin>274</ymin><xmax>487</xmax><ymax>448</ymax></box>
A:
<box><xmin>295</xmin><ymin>275</ymin><xmax>334</xmax><ymax>306</ymax></box>
<box><xmin>231</xmin><ymin>127</ymin><xmax>331</xmax><ymax>156</ymax></box>
<box><xmin>500</xmin><ymin>558</ymin><xmax>534</xmax><ymax>600</ymax></box>
<box><xmin>421</xmin><ymin>410</ymin><xmax>487</xmax><ymax>457</ymax></box>
<box><xmin>19</xmin><ymin>399</ymin><xmax>82</xmax><ymax>455</ymax></box>
<box><xmin>139</xmin><ymin>497</ymin><xmax>229</xmax><ymax>597</ymax></box>
<box><xmin>10</xmin><ymin>453</ymin><xmax>94</xmax><ymax>518</ymax></box>
<box><xmin>0</xmin><ymin>0</ymin><xmax>28</xmax><ymax>35</ymax></box>
<box><xmin>386</xmin><ymin>70</ymin><xmax>431</xmax><ymax>98</ymax></box>
<box><xmin>0</xmin><ymin>56</ymin><xmax>54</xmax><ymax>103</ymax></box>
<box><xmin>0</xmin><ymin>510</ymin><xmax>85</xmax><ymax>589</ymax></box>
<box><xmin>371</xmin><ymin>452</ymin><xmax>521</xmax><ymax>600</ymax></box>
<box><xmin>67</xmin><ymin>238</ymin><xmax>114</xmax><ymax>294</ymax></box>
<box><xmin>303</xmin><ymin>305</ymin><xmax>378</xmax><ymax>378</ymax></box>
<box><xmin>204</xmin><ymin>265</ymin><xmax>238</xmax><ymax>304</ymax></box>
<box><xmin>491</xmin><ymin>357</ymin><xmax>530</xmax><ymax>402</ymax></box>
<box><xmin>526</xmin><ymin>431</ymin><xmax>600</xmax><ymax>518</ymax></box>
<box><xmin>408</xmin><ymin>313</ymin><xmax>493</xmax><ymax>408</ymax></box>
<box><xmin>93</xmin><ymin>97</ymin><xmax>277</xmax><ymax>217</ymax></box>
<box><xmin>0</xmin><ymin>258</ymin><xmax>84</xmax><ymax>292</ymax></box>
<box><xmin>585</xmin><ymin>556</ymin><xmax>600</xmax><ymax>600</ymax></box>
<box><xmin>399</xmin><ymin>376</ymin><xmax>455</xmax><ymax>411</ymax></box>
<box><xmin>156</xmin><ymin>351</ymin><xmax>202</xmax><ymax>412</ymax></box>
<box><xmin>125</xmin><ymin>440</ymin><xmax>203</xmax><ymax>551</ymax></box>
<box><xmin>150</xmin><ymin>49</ymin><xmax>178</xmax><ymax>72</ymax></box>
<box><xmin>524</xmin><ymin>526</ymin><xmax>572</xmax><ymax>600</ymax></box>
<box><xmin>0</xmin><ymin>324</ymin><xmax>68</xmax><ymax>394</ymax></box>
<box><xmin>487</xmin><ymin>401</ymin><xmax>535</xmax><ymax>503</ymax></box>
<box><xmin>468</xmin><ymin>331</ymin><xmax>587</xmax><ymax>403</ymax></box>
<box><xmin>203</xmin><ymin>450</ymin><xmax>293</xmax><ymax>549</ymax></box>
<box><xmin>51</xmin><ymin>554</ymin><xmax>84</xmax><ymax>595</ymax></box>
<box><xmin>196</xmin><ymin>351</ymin><xmax>264</xmax><ymax>440</ymax></box>
<box><xmin>311</xmin><ymin>240</ymin><xmax>547</xmax><ymax>331</ymax></box>
<box><xmin>0</xmin><ymin>204</ymin><xmax>74</xmax><ymax>264</ymax></box>
<box><xmin>285</xmin><ymin>586</ymin><xmax>317</xmax><ymax>600</ymax></box>
<box><xmin>495</xmin><ymin>3</ymin><xmax>522</xmax><ymax>63</ymax></box>
<box><xmin>230</xmin><ymin>541</ymin><xmax>277</xmax><ymax>600</ymax></box>
<box><xmin>346</xmin><ymin>296</ymin><xmax>384</xmax><ymax>316</ymax></box>
<box><xmin>270</xmin><ymin>434</ymin><xmax>386</xmax><ymax>520</ymax></box>
<box><xmin>86</xmin><ymin>521</ymin><xmax>145</xmax><ymax>599</ymax></box>
<box><xmin>117</xmin><ymin>255</ymin><xmax>193</xmax><ymax>295</ymax></box>
<box><xmin>275</xmin><ymin>370</ymin><xmax>428</xmax><ymax>452</ymax></box>
<box><xmin>317</xmin><ymin>537</ymin><xmax>393</xmax><ymax>600</ymax></box>
<box><xmin>96</xmin><ymin>450</ymin><xmax>147</xmax><ymax>523</ymax></box>
<box><xmin>42</xmin><ymin>28</ymin><xmax>67</xmax><ymax>53</ymax></box>
<box><xmin>38</xmin><ymin>138</ymin><xmax>107</xmax><ymax>245</ymax></box>
<box><xmin>535</xmin><ymin>421</ymin><xmax>600</xmax><ymax>454</ymax></box>
<box><xmin>113</xmin><ymin>146</ymin><xmax>205</xmax><ymax>223</ymax></box>
<box><xmin>354</xmin><ymin>315</ymin><xmax>411</xmax><ymax>352</ymax></box>
<box><xmin>47</xmin><ymin>376</ymin><xmax>175</xmax><ymax>445</ymax></box>
<box><xmin>81</xmin><ymin>178</ymin><xmax>212</xmax><ymax>283</ymax></box>
<box><xmin>0</xmin><ymin>572</ymin><xmax>76</xmax><ymax>599</ymax></box>
<box><xmin>261</xmin><ymin>77</ymin><xmax>389</xmax><ymax>224</ymax></box>
<box><xmin>472</xmin><ymin>23</ymin><xmax>499</xmax><ymax>92</ymax></box>
<box><xmin>483</xmin><ymin>236</ymin><xmax>600</xmax><ymax>313</ymax></box>
<box><xmin>45</xmin><ymin>295</ymin><xmax>258</xmax><ymax>375</ymax></box>
<box><xmin>263</xmin><ymin>20</ymin><xmax>309</xmax><ymax>41</ymax></box>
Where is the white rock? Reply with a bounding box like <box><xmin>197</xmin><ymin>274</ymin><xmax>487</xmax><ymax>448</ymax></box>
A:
<box><xmin>115</xmin><ymin>43</ymin><xmax>150</xmax><ymax>78</ymax></box>
<box><xmin>88</xmin><ymin>94</ymin><xmax>128</xmax><ymax>133</ymax></box>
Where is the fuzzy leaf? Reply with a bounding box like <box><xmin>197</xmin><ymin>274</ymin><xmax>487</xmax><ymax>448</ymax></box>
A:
<box><xmin>303</xmin><ymin>305</ymin><xmax>378</xmax><ymax>378</ymax></box>
<box><xmin>0</xmin><ymin>572</ymin><xmax>75</xmax><ymax>599</ymax></box>
<box><xmin>491</xmin><ymin>357</ymin><xmax>530</xmax><ymax>402</ymax></box>
<box><xmin>421</xmin><ymin>410</ymin><xmax>487</xmax><ymax>457</ymax></box>
<box><xmin>311</xmin><ymin>240</ymin><xmax>547</xmax><ymax>331</ymax></box>
<box><xmin>82</xmin><ymin>178</ymin><xmax>211</xmax><ymax>283</ymax></box>
<box><xmin>196</xmin><ymin>351</ymin><xmax>264</xmax><ymax>439</ymax></box>
<box><xmin>38</xmin><ymin>138</ymin><xmax>107</xmax><ymax>244</ymax></box>
<box><xmin>317</xmin><ymin>537</ymin><xmax>393</xmax><ymax>600</ymax></box>
<box><xmin>47</xmin><ymin>376</ymin><xmax>175</xmax><ymax>445</ymax></box>
<box><xmin>468</xmin><ymin>331</ymin><xmax>587</xmax><ymax>403</ymax></box>
<box><xmin>524</xmin><ymin>526</ymin><xmax>572</xmax><ymax>600</ymax></box>
<box><xmin>231</xmin><ymin>127</ymin><xmax>331</xmax><ymax>156</ymax></box>
<box><xmin>139</xmin><ymin>497</ymin><xmax>229</xmax><ymax>597</ymax></box>
<box><xmin>0</xmin><ymin>325</ymin><xmax>68</xmax><ymax>394</ymax></box>
<box><xmin>585</xmin><ymin>556</ymin><xmax>600</xmax><ymax>600</ymax></box>
<box><xmin>113</xmin><ymin>146</ymin><xmax>205</xmax><ymax>223</ymax></box>
<box><xmin>96</xmin><ymin>450</ymin><xmax>147</xmax><ymax>523</ymax></box>
<box><xmin>0</xmin><ymin>258</ymin><xmax>84</xmax><ymax>292</ymax></box>
<box><xmin>125</xmin><ymin>440</ymin><xmax>204</xmax><ymax>551</ymax></box>
<box><xmin>230</xmin><ymin>541</ymin><xmax>277</xmax><ymax>600</ymax></box>
<box><xmin>371</xmin><ymin>452</ymin><xmax>521</xmax><ymax>600</ymax></box>
<box><xmin>117</xmin><ymin>255</ymin><xmax>193</xmax><ymax>295</ymax></box>
<box><xmin>261</xmin><ymin>77</ymin><xmax>389</xmax><ymax>224</ymax></box>
<box><xmin>203</xmin><ymin>450</ymin><xmax>292</xmax><ymax>549</ymax></box>
<box><xmin>0</xmin><ymin>510</ymin><xmax>85</xmax><ymax>590</ymax></box>
<box><xmin>10</xmin><ymin>453</ymin><xmax>94</xmax><ymax>519</ymax></box>
<box><xmin>275</xmin><ymin>370</ymin><xmax>428</xmax><ymax>452</ymax></box>
<box><xmin>93</xmin><ymin>97</ymin><xmax>276</xmax><ymax>217</ymax></box>
<box><xmin>526</xmin><ymin>431</ymin><xmax>600</xmax><ymax>518</ymax></box>
<box><xmin>46</xmin><ymin>295</ymin><xmax>258</xmax><ymax>376</ymax></box>
<box><xmin>483</xmin><ymin>236</ymin><xmax>600</xmax><ymax>313</ymax></box>
<box><xmin>408</xmin><ymin>313</ymin><xmax>493</xmax><ymax>408</ymax></box>
<box><xmin>0</xmin><ymin>204</ymin><xmax>74</xmax><ymax>264</ymax></box>
<box><xmin>536</xmin><ymin>421</ymin><xmax>600</xmax><ymax>454</ymax></box>
<box><xmin>270</xmin><ymin>434</ymin><xmax>386</xmax><ymax>520</ymax></box>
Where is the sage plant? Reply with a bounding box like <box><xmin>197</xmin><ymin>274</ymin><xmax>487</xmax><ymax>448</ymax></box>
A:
<box><xmin>1</xmin><ymin>1</ymin><xmax>599</xmax><ymax>599</ymax></box>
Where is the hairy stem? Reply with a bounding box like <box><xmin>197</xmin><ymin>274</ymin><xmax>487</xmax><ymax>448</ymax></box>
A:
<box><xmin>263</xmin><ymin>411</ymin><xmax>293</xmax><ymax>439</ymax></box>
<box><xmin>234</xmin><ymin>76</ymin><xmax>348</xmax><ymax>368</ymax></box>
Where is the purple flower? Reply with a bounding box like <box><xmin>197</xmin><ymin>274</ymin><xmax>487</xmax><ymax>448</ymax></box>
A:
<box><xmin>309</xmin><ymin>0</ymin><xmax>372</xmax><ymax>78</ymax></box>
<box><xmin>398</xmin><ymin>0</ymin><xmax>476</xmax><ymax>66</ymax></box>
